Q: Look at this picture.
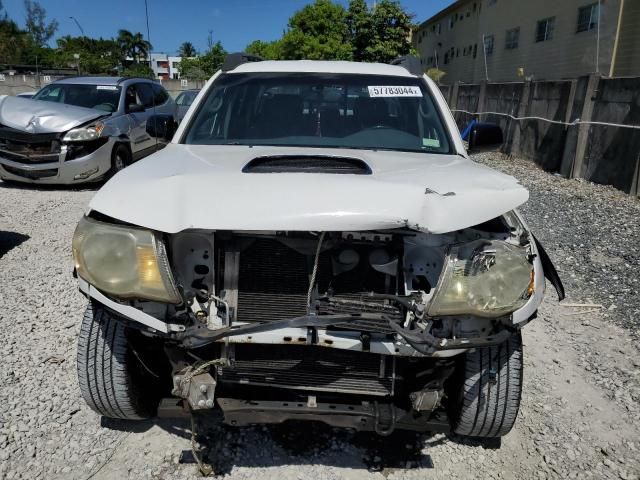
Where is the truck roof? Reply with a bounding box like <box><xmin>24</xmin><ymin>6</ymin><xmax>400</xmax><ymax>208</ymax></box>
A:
<box><xmin>231</xmin><ymin>60</ymin><xmax>416</xmax><ymax>77</ymax></box>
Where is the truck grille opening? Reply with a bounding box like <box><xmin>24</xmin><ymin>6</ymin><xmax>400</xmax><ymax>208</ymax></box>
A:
<box><xmin>226</xmin><ymin>235</ymin><xmax>400</xmax><ymax>334</ymax></box>
<box><xmin>0</xmin><ymin>126</ymin><xmax>61</xmax><ymax>165</ymax></box>
<box><xmin>218</xmin><ymin>344</ymin><xmax>395</xmax><ymax>396</ymax></box>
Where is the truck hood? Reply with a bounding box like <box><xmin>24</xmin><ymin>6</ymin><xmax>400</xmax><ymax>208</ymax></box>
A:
<box><xmin>89</xmin><ymin>144</ymin><xmax>529</xmax><ymax>234</ymax></box>
<box><xmin>0</xmin><ymin>95</ymin><xmax>105</xmax><ymax>133</ymax></box>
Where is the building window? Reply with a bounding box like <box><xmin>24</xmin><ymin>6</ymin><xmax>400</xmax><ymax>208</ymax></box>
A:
<box><xmin>505</xmin><ymin>27</ymin><xmax>520</xmax><ymax>49</ymax></box>
<box><xmin>536</xmin><ymin>17</ymin><xmax>555</xmax><ymax>42</ymax></box>
<box><xmin>483</xmin><ymin>35</ymin><xmax>495</xmax><ymax>55</ymax></box>
<box><xmin>577</xmin><ymin>3</ymin><xmax>599</xmax><ymax>33</ymax></box>
<box><xmin>473</xmin><ymin>43</ymin><xmax>478</xmax><ymax>58</ymax></box>
<box><xmin>449</xmin><ymin>16</ymin><xmax>454</xmax><ymax>29</ymax></box>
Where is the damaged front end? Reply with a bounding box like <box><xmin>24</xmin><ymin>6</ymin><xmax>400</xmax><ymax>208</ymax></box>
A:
<box><xmin>74</xmin><ymin>208</ymin><xmax>561</xmax><ymax>435</ymax></box>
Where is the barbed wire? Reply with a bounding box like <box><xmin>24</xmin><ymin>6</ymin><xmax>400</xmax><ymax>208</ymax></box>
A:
<box><xmin>451</xmin><ymin>109</ymin><xmax>640</xmax><ymax>130</ymax></box>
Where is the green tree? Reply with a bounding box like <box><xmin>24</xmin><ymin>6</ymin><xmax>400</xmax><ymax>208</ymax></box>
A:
<box><xmin>347</xmin><ymin>0</ymin><xmax>413</xmax><ymax>63</ymax></box>
<box><xmin>0</xmin><ymin>2</ymin><xmax>34</xmax><ymax>64</ymax></box>
<box><xmin>122</xmin><ymin>63</ymin><xmax>154</xmax><ymax>78</ymax></box>
<box><xmin>245</xmin><ymin>39</ymin><xmax>282</xmax><ymax>60</ymax></box>
<box><xmin>279</xmin><ymin>0</ymin><xmax>352</xmax><ymax>60</ymax></box>
<box><xmin>426</xmin><ymin>67</ymin><xmax>446</xmax><ymax>84</ymax></box>
<box><xmin>23</xmin><ymin>0</ymin><xmax>58</xmax><ymax>47</ymax></box>
<box><xmin>179</xmin><ymin>41</ymin><xmax>227</xmax><ymax>79</ymax></box>
<box><xmin>346</xmin><ymin>0</ymin><xmax>370</xmax><ymax>61</ymax></box>
<box><xmin>53</xmin><ymin>36</ymin><xmax>120</xmax><ymax>74</ymax></box>
<box><xmin>178</xmin><ymin>41</ymin><xmax>197</xmax><ymax>57</ymax></box>
<box><xmin>244</xmin><ymin>0</ymin><xmax>413</xmax><ymax>63</ymax></box>
<box><xmin>117</xmin><ymin>29</ymin><xmax>151</xmax><ymax>64</ymax></box>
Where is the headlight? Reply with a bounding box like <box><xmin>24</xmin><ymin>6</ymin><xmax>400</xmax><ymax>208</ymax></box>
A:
<box><xmin>72</xmin><ymin>217</ymin><xmax>181</xmax><ymax>304</ymax></box>
<box><xmin>63</xmin><ymin>122</ymin><xmax>104</xmax><ymax>142</ymax></box>
<box><xmin>427</xmin><ymin>240</ymin><xmax>534</xmax><ymax>318</ymax></box>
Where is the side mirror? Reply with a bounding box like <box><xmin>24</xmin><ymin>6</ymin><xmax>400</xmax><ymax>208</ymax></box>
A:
<box><xmin>146</xmin><ymin>114</ymin><xmax>176</xmax><ymax>141</ymax></box>
<box><xmin>468</xmin><ymin>122</ymin><xmax>504</xmax><ymax>151</ymax></box>
<box><xmin>127</xmin><ymin>103</ymin><xmax>145</xmax><ymax>113</ymax></box>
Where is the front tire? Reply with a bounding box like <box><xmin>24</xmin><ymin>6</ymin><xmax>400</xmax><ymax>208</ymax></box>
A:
<box><xmin>77</xmin><ymin>302</ymin><xmax>160</xmax><ymax>420</ymax></box>
<box><xmin>109</xmin><ymin>143</ymin><xmax>131</xmax><ymax>177</ymax></box>
<box><xmin>451</xmin><ymin>332</ymin><xmax>523</xmax><ymax>438</ymax></box>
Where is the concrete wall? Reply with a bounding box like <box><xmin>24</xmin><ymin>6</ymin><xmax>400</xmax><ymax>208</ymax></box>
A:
<box><xmin>0</xmin><ymin>74</ymin><xmax>207</xmax><ymax>98</ymax></box>
<box><xmin>414</xmin><ymin>0</ymin><xmax>637</xmax><ymax>83</ymax></box>
<box><xmin>581</xmin><ymin>77</ymin><xmax>640</xmax><ymax>193</ymax></box>
<box><xmin>0</xmin><ymin>74</ymin><xmax>65</xmax><ymax>96</ymax></box>
<box><xmin>159</xmin><ymin>78</ymin><xmax>207</xmax><ymax>98</ymax></box>
<box><xmin>448</xmin><ymin>74</ymin><xmax>640</xmax><ymax>195</ymax></box>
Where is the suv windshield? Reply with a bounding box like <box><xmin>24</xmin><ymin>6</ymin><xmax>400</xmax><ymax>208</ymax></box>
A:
<box><xmin>33</xmin><ymin>84</ymin><xmax>121</xmax><ymax>112</ymax></box>
<box><xmin>176</xmin><ymin>90</ymin><xmax>198</xmax><ymax>106</ymax></box>
<box><xmin>183</xmin><ymin>73</ymin><xmax>451</xmax><ymax>154</ymax></box>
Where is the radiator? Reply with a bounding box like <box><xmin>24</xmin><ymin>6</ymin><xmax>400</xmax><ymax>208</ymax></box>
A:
<box><xmin>218</xmin><ymin>344</ymin><xmax>394</xmax><ymax>396</ymax></box>
<box><xmin>233</xmin><ymin>237</ymin><xmax>398</xmax><ymax>334</ymax></box>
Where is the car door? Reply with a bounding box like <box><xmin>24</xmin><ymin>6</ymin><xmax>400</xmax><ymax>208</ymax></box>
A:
<box><xmin>124</xmin><ymin>82</ymin><xmax>155</xmax><ymax>159</ymax></box>
<box><xmin>150</xmin><ymin>83</ymin><xmax>177</xmax><ymax>148</ymax></box>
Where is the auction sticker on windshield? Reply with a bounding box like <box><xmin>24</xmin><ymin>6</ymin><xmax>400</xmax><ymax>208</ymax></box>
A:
<box><xmin>96</xmin><ymin>86</ymin><xmax>118</xmax><ymax>90</ymax></box>
<box><xmin>368</xmin><ymin>86</ymin><xmax>422</xmax><ymax>97</ymax></box>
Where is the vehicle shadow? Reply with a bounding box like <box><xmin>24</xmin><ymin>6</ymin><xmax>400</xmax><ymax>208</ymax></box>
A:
<box><xmin>0</xmin><ymin>231</ymin><xmax>29</xmax><ymax>258</ymax></box>
<box><xmin>0</xmin><ymin>179</ymin><xmax>101</xmax><ymax>192</ymax></box>
<box><xmin>102</xmin><ymin>415</ymin><xmax>500</xmax><ymax>475</ymax></box>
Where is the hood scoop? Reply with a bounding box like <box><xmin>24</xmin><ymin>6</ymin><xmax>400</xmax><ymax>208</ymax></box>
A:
<box><xmin>242</xmin><ymin>155</ymin><xmax>372</xmax><ymax>175</ymax></box>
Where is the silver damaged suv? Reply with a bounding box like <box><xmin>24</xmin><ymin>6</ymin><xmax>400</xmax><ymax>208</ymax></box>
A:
<box><xmin>0</xmin><ymin>76</ymin><xmax>176</xmax><ymax>184</ymax></box>
<box><xmin>72</xmin><ymin>54</ymin><xmax>564</xmax><ymax>441</ymax></box>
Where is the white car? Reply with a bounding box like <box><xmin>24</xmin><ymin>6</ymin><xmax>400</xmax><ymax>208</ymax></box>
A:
<box><xmin>72</xmin><ymin>54</ymin><xmax>564</xmax><ymax>439</ymax></box>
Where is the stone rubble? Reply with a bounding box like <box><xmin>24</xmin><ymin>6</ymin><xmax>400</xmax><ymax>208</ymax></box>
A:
<box><xmin>0</xmin><ymin>153</ymin><xmax>638</xmax><ymax>479</ymax></box>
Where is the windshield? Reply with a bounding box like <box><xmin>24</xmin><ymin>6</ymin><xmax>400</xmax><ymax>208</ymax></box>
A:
<box><xmin>176</xmin><ymin>90</ymin><xmax>198</xmax><ymax>106</ymax></box>
<box><xmin>33</xmin><ymin>84</ymin><xmax>121</xmax><ymax>112</ymax></box>
<box><xmin>183</xmin><ymin>73</ymin><xmax>451</xmax><ymax>154</ymax></box>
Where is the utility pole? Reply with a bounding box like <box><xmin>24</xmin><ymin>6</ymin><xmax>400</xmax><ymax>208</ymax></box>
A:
<box><xmin>145</xmin><ymin>0</ymin><xmax>153</xmax><ymax>70</ymax></box>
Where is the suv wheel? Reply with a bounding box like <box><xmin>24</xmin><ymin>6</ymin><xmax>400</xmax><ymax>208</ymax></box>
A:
<box><xmin>77</xmin><ymin>302</ymin><xmax>160</xmax><ymax>420</ymax></box>
<box><xmin>451</xmin><ymin>332</ymin><xmax>523</xmax><ymax>438</ymax></box>
<box><xmin>110</xmin><ymin>144</ymin><xmax>131</xmax><ymax>177</ymax></box>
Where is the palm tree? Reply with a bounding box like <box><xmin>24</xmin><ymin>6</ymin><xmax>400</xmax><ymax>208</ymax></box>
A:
<box><xmin>117</xmin><ymin>29</ymin><xmax>134</xmax><ymax>63</ymax></box>
<box><xmin>117</xmin><ymin>29</ymin><xmax>151</xmax><ymax>64</ymax></box>
<box><xmin>131</xmin><ymin>31</ymin><xmax>151</xmax><ymax>63</ymax></box>
<box><xmin>178</xmin><ymin>41</ymin><xmax>196</xmax><ymax>57</ymax></box>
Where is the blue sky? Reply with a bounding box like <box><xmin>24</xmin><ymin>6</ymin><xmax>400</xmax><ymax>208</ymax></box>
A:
<box><xmin>2</xmin><ymin>0</ymin><xmax>451</xmax><ymax>54</ymax></box>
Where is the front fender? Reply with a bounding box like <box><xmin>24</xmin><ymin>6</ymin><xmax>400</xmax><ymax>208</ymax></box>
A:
<box><xmin>533</xmin><ymin>235</ymin><xmax>565</xmax><ymax>301</ymax></box>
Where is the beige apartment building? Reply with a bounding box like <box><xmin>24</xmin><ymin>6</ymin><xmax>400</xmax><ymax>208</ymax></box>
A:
<box><xmin>413</xmin><ymin>0</ymin><xmax>640</xmax><ymax>83</ymax></box>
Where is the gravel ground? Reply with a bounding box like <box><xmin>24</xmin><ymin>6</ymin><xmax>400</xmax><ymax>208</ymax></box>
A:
<box><xmin>0</xmin><ymin>154</ymin><xmax>639</xmax><ymax>480</ymax></box>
